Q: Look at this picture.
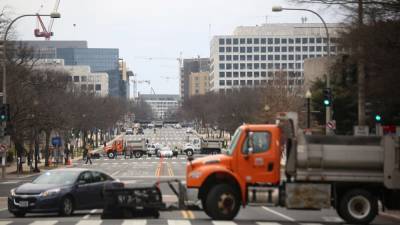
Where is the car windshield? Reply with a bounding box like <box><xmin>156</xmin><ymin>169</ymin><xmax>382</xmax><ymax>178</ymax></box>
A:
<box><xmin>225</xmin><ymin>128</ymin><xmax>241</xmax><ymax>156</ymax></box>
<box><xmin>32</xmin><ymin>171</ymin><xmax>80</xmax><ymax>185</ymax></box>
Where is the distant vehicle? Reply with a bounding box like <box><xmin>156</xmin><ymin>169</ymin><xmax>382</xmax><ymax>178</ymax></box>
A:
<box><xmin>104</xmin><ymin>139</ymin><xmax>124</xmax><ymax>158</ymax></box>
<box><xmin>125</xmin><ymin>128</ymin><xmax>134</xmax><ymax>135</ymax></box>
<box><xmin>186</xmin><ymin>128</ymin><xmax>194</xmax><ymax>134</ymax></box>
<box><xmin>175</xmin><ymin>124</ymin><xmax>182</xmax><ymax>129</ymax></box>
<box><xmin>154</xmin><ymin>121</ymin><xmax>163</xmax><ymax>128</ymax></box>
<box><xmin>183</xmin><ymin>138</ymin><xmax>223</xmax><ymax>156</ymax></box>
<box><xmin>147</xmin><ymin>123</ymin><xmax>155</xmax><ymax>129</ymax></box>
<box><xmin>137</xmin><ymin>127</ymin><xmax>144</xmax><ymax>135</ymax></box>
<box><xmin>157</xmin><ymin>146</ymin><xmax>173</xmax><ymax>158</ymax></box>
<box><xmin>124</xmin><ymin>138</ymin><xmax>147</xmax><ymax>158</ymax></box>
<box><xmin>146</xmin><ymin>144</ymin><xmax>160</xmax><ymax>157</ymax></box>
<box><xmin>8</xmin><ymin>168</ymin><xmax>118</xmax><ymax>217</ymax></box>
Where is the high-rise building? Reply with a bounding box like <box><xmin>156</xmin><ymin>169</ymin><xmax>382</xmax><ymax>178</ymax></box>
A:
<box><xmin>139</xmin><ymin>94</ymin><xmax>180</xmax><ymax>119</ymax></box>
<box><xmin>188</xmin><ymin>72</ymin><xmax>210</xmax><ymax>97</ymax></box>
<box><xmin>180</xmin><ymin>58</ymin><xmax>210</xmax><ymax>100</ymax></box>
<box><xmin>210</xmin><ymin>23</ymin><xmax>343</xmax><ymax>93</ymax></box>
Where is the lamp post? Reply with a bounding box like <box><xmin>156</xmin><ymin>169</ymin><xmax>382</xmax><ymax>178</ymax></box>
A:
<box><xmin>272</xmin><ymin>6</ymin><xmax>332</xmax><ymax>135</ymax></box>
<box><xmin>1</xmin><ymin>12</ymin><xmax>60</xmax><ymax>178</ymax></box>
<box><xmin>305</xmin><ymin>90</ymin><xmax>312</xmax><ymax>129</ymax></box>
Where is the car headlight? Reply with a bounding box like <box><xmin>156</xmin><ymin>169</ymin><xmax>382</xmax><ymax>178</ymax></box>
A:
<box><xmin>189</xmin><ymin>171</ymin><xmax>202</xmax><ymax>179</ymax></box>
<box><xmin>10</xmin><ymin>188</ymin><xmax>16</xmax><ymax>196</ymax></box>
<box><xmin>41</xmin><ymin>188</ymin><xmax>61</xmax><ymax>197</ymax></box>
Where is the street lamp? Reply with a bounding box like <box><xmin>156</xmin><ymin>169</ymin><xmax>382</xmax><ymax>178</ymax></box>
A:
<box><xmin>272</xmin><ymin>6</ymin><xmax>332</xmax><ymax>135</ymax></box>
<box><xmin>305</xmin><ymin>90</ymin><xmax>312</xmax><ymax>129</ymax></box>
<box><xmin>1</xmin><ymin>12</ymin><xmax>61</xmax><ymax>178</ymax></box>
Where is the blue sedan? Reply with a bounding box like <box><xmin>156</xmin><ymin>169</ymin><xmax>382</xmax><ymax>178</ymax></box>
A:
<box><xmin>8</xmin><ymin>168</ymin><xmax>119</xmax><ymax>217</ymax></box>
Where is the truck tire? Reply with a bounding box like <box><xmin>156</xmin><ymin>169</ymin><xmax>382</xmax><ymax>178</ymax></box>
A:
<box><xmin>206</xmin><ymin>184</ymin><xmax>240</xmax><ymax>220</ymax></box>
<box><xmin>186</xmin><ymin>149</ymin><xmax>194</xmax><ymax>157</ymax></box>
<box><xmin>338</xmin><ymin>189</ymin><xmax>378</xmax><ymax>224</ymax></box>
<box><xmin>107</xmin><ymin>152</ymin><xmax>114</xmax><ymax>159</ymax></box>
<box><xmin>201</xmin><ymin>198</ymin><xmax>212</xmax><ymax>218</ymax></box>
<box><xmin>134</xmin><ymin>151</ymin><xmax>143</xmax><ymax>158</ymax></box>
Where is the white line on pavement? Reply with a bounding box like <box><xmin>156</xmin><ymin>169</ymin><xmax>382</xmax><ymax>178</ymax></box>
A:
<box><xmin>111</xmin><ymin>170</ymin><xmax>120</xmax><ymax>176</ymax></box>
<box><xmin>262</xmin><ymin>206</ymin><xmax>295</xmax><ymax>222</ymax></box>
<box><xmin>300</xmin><ymin>223</ymin><xmax>323</xmax><ymax>225</ymax></box>
<box><xmin>257</xmin><ymin>223</ymin><xmax>281</xmax><ymax>225</ymax></box>
<box><xmin>212</xmin><ymin>221</ymin><xmax>237</xmax><ymax>225</ymax></box>
<box><xmin>76</xmin><ymin>220</ymin><xmax>102</xmax><ymax>225</ymax></box>
<box><xmin>322</xmin><ymin>216</ymin><xmax>343</xmax><ymax>222</ymax></box>
<box><xmin>82</xmin><ymin>209</ymin><xmax>97</xmax><ymax>219</ymax></box>
<box><xmin>29</xmin><ymin>220</ymin><xmax>58</xmax><ymax>225</ymax></box>
<box><xmin>0</xmin><ymin>221</ymin><xmax>11</xmax><ymax>225</ymax></box>
<box><xmin>122</xmin><ymin>219</ymin><xmax>147</xmax><ymax>225</ymax></box>
<box><xmin>168</xmin><ymin>220</ymin><xmax>191</xmax><ymax>225</ymax></box>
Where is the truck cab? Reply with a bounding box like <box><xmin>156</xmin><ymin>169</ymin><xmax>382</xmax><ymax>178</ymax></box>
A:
<box><xmin>186</xmin><ymin>124</ymin><xmax>282</xmax><ymax>219</ymax></box>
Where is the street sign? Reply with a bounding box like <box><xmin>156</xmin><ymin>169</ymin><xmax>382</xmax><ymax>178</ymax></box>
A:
<box><xmin>51</xmin><ymin>136</ymin><xmax>62</xmax><ymax>147</ymax></box>
<box><xmin>327</xmin><ymin>120</ymin><xmax>336</xmax><ymax>130</ymax></box>
<box><xmin>354</xmin><ymin>125</ymin><xmax>369</xmax><ymax>136</ymax></box>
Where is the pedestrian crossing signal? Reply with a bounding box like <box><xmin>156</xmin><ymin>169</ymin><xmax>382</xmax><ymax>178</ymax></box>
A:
<box><xmin>375</xmin><ymin>114</ymin><xmax>382</xmax><ymax>123</ymax></box>
<box><xmin>0</xmin><ymin>104</ymin><xmax>10</xmax><ymax>122</ymax></box>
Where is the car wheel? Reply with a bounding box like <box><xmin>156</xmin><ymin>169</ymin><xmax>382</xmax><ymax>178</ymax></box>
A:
<box><xmin>206</xmin><ymin>184</ymin><xmax>240</xmax><ymax>220</ymax></box>
<box><xmin>134</xmin><ymin>151</ymin><xmax>143</xmax><ymax>158</ymax></box>
<box><xmin>59</xmin><ymin>196</ymin><xmax>74</xmax><ymax>216</ymax></box>
<box><xmin>12</xmin><ymin>211</ymin><xmax>26</xmax><ymax>217</ymax></box>
<box><xmin>107</xmin><ymin>152</ymin><xmax>114</xmax><ymax>159</ymax></box>
<box><xmin>147</xmin><ymin>154</ymin><xmax>152</xmax><ymax>157</ymax></box>
<box><xmin>338</xmin><ymin>189</ymin><xmax>378</xmax><ymax>224</ymax></box>
<box><xmin>186</xmin><ymin>150</ymin><xmax>194</xmax><ymax>156</ymax></box>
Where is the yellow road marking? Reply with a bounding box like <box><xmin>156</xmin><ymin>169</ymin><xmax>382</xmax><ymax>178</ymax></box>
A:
<box><xmin>181</xmin><ymin>210</ymin><xmax>188</xmax><ymax>219</ymax></box>
<box><xmin>167</xmin><ymin>164</ymin><xmax>174</xmax><ymax>177</ymax></box>
<box><xmin>155</xmin><ymin>166</ymin><xmax>160</xmax><ymax>176</ymax></box>
<box><xmin>187</xmin><ymin>210</ymin><xmax>195</xmax><ymax>219</ymax></box>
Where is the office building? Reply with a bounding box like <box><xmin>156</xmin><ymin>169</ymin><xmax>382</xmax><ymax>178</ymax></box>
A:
<box><xmin>210</xmin><ymin>23</ymin><xmax>343</xmax><ymax>93</ymax></box>
<box><xmin>34</xmin><ymin>59</ymin><xmax>109</xmax><ymax>96</ymax></box>
<box><xmin>16</xmin><ymin>40</ymin><xmax>87</xmax><ymax>59</ymax></box>
<box><xmin>180</xmin><ymin>58</ymin><xmax>210</xmax><ymax>100</ymax></box>
<box><xmin>188</xmin><ymin>72</ymin><xmax>210</xmax><ymax>97</ymax></box>
<box><xmin>139</xmin><ymin>94</ymin><xmax>180</xmax><ymax>119</ymax></box>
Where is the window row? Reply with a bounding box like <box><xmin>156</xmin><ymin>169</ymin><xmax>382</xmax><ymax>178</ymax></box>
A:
<box><xmin>219</xmin><ymin>54</ymin><xmax>325</xmax><ymax>62</ymax></box>
<box><xmin>218</xmin><ymin>45</ymin><xmax>339</xmax><ymax>53</ymax></box>
<box><xmin>218</xmin><ymin>71</ymin><xmax>303</xmax><ymax>78</ymax></box>
<box><xmin>219</xmin><ymin>63</ymin><xmax>303</xmax><ymax>70</ymax></box>
<box><xmin>72</xmin><ymin>75</ymin><xmax>103</xmax><ymax>82</ymax></box>
<box><xmin>218</xmin><ymin>79</ymin><xmax>304</xmax><ymax>86</ymax></box>
<box><xmin>219</xmin><ymin>37</ymin><xmax>337</xmax><ymax>45</ymax></box>
<box><xmin>80</xmin><ymin>84</ymin><xmax>102</xmax><ymax>91</ymax></box>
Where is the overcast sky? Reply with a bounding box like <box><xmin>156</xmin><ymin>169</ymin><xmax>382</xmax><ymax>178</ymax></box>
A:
<box><xmin>2</xmin><ymin>0</ymin><xmax>345</xmax><ymax>96</ymax></box>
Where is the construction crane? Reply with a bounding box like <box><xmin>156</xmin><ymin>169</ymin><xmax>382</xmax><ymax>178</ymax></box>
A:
<box><xmin>133</xmin><ymin>52</ymin><xmax>183</xmax><ymax>71</ymax></box>
<box><xmin>131</xmin><ymin>79</ymin><xmax>155</xmax><ymax>98</ymax></box>
<box><xmin>161</xmin><ymin>76</ymin><xmax>179</xmax><ymax>82</ymax></box>
<box><xmin>34</xmin><ymin>0</ymin><xmax>61</xmax><ymax>40</ymax></box>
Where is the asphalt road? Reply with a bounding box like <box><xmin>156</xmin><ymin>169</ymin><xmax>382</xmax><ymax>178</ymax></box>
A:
<box><xmin>0</xmin><ymin>128</ymin><xmax>398</xmax><ymax>225</ymax></box>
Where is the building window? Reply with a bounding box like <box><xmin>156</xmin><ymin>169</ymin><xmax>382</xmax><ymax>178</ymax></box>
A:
<box><xmin>296</xmin><ymin>55</ymin><xmax>301</xmax><ymax>60</ymax></box>
<box><xmin>247</xmin><ymin>63</ymin><xmax>252</xmax><ymax>69</ymax></box>
<box><xmin>240</xmin><ymin>80</ymin><xmax>246</xmax><ymax>85</ymax></box>
<box><xmin>261</xmin><ymin>47</ymin><xmax>266</xmax><ymax>53</ymax></box>
<box><xmin>219</xmin><ymin>64</ymin><xmax>225</xmax><ymax>69</ymax></box>
<box><xmin>261</xmin><ymin>55</ymin><xmax>266</xmax><ymax>60</ymax></box>
<box><xmin>309</xmin><ymin>38</ymin><xmax>315</xmax><ymax>43</ymax></box>
<box><xmin>281</xmin><ymin>38</ymin><xmax>287</xmax><ymax>44</ymax></box>
<box><xmin>247</xmin><ymin>38</ymin><xmax>252</xmax><ymax>44</ymax></box>
<box><xmin>261</xmin><ymin>38</ymin><xmax>266</xmax><ymax>44</ymax></box>
<box><xmin>226</xmin><ymin>55</ymin><xmax>232</xmax><ymax>61</ymax></box>
<box><xmin>226</xmin><ymin>39</ymin><xmax>232</xmax><ymax>44</ymax></box>
<box><xmin>303</xmin><ymin>55</ymin><xmax>308</xmax><ymax>60</ymax></box>
<box><xmin>302</xmin><ymin>46</ymin><xmax>308</xmax><ymax>52</ymax></box>
<box><xmin>268</xmin><ymin>71</ymin><xmax>273</xmax><ymax>77</ymax></box>
<box><xmin>233</xmin><ymin>55</ymin><xmax>239</xmax><ymax>61</ymax></box>
<box><xmin>233</xmin><ymin>47</ymin><xmax>239</xmax><ymax>52</ymax></box>
<box><xmin>219</xmin><ymin>72</ymin><xmax>225</xmax><ymax>77</ymax></box>
<box><xmin>261</xmin><ymin>63</ymin><xmax>266</xmax><ymax>69</ymax></box>
<box><xmin>274</xmin><ymin>55</ymin><xmax>280</xmax><ymax>60</ymax></box>
<box><xmin>233</xmin><ymin>80</ymin><xmax>239</xmax><ymax>85</ymax></box>
<box><xmin>74</xmin><ymin>76</ymin><xmax>80</xmax><ymax>82</ymax></box>
<box><xmin>268</xmin><ymin>63</ymin><xmax>273</xmax><ymax>69</ymax></box>
<box><xmin>282</xmin><ymin>64</ymin><xmax>287</xmax><ymax>69</ymax></box>
<box><xmin>226</xmin><ymin>72</ymin><xmax>232</xmax><ymax>77</ymax></box>
<box><xmin>226</xmin><ymin>47</ymin><xmax>232</xmax><ymax>52</ymax></box>
<box><xmin>254</xmin><ymin>80</ymin><xmax>260</xmax><ymax>86</ymax></box>
<box><xmin>219</xmin><ymin>55</ymin><xmax>225</xmax><ymax>61</ymax></box>
<box><xmin>247</xmin><ymin>47</ymin><xmax>252</xmax><ymax>53</ymax></box>
<box><xmin>254</xmin><ymin>47</ymin><xmax>260</xmax><ymax>52</ymax></box>
<box><xmin>233</xmin><ymin>63</ymin><xmax>239</xmax><ymax>69</ymax></box>
<box><xmin>316</xmin><ymin>37</ymin><xmax>322</xmax><ymax>43</ymax></box>
<box><xmin>233</xmin><ymin>38</ymin><xmax>238</xmax><ymax>44</ymax></box>
<box><xmin>302</xmin><ymin>38</ymin><xmax>308</xmax><ymax>44</ymax></box>
<box><xmin>254</xmin><ymin>72</ymin><xmax>260</xmax><ymax>77</ymax></box>
<box><xmin>295</xmin><ymin>38</ymin><xmax>301</xmax><ymax>44</ymax></box>
<box><xmin>247</xmin><ymin>80</ymin><xmax>253</xmax><ymax>85</ymax></box>
<box><xmin>219</xmin><ymin>80</ymin><xmax>225</xmax><ymax>86</ymax></box>
<box><xmin>88</xmin><ymin>84</ymin><xmax>94</xmax><ymax>90</ymax></box>
<box><xmin>240</xmin><ymin>55</ymin><xmax>245</xmax><ymax>61</ymax></box>
<box><xmin>254</xmin><ymin>38</ymin><xmax>259</xmax><ymax>44</ymax></box>
<box><xmin>227</xmin><ymin>80</ymin><xmax>232</xmax><ymax>86</ymax></box>
<box><xmin>240</xmin><ymin>63</ymin><xmax>246</xmax><ymax>69</ymax></box>
<box><xmin>240</xmin><ymin>38</ymin><xmax>246</xmax><ymax>44</ymax></box>
<box><xmin>282</xmin><ymin>55</ymin><xmax>287</xmax><ymax>60</ymax></box>
<box><xmin>240</xmin><ymin>47</ymin><xmax>246</xmax><ymax>53</ymax></box>
<box><xmin>254</xmin><ymin>55</ymin><xmax>260</xmax><ymax>61</ymax></box>
<box><xmin>246</xmin><ymin>55</ymin><xmax>252</xmax><ymax>61</ymax></box>
<box><xmin>261</xmin><ymin>71</ymin><xmax>267</xmax><ymax>77</ymax></box>
<box><xmin>268</xmin><ymin>38</ymin><xmax>273</xmax><ymax>44</ymax></box>
<box><xmin>247</xmin><ymin>72</ymin><xmax>253</xmax><ymax>77</ymax></box>
<box><xmin>316</xmin><ymin>46</ymin><xmax>322</xmax><ymax>52</ymax></box>
<box><xmin>268</xmin><ymin>46</ymin><xmax>273</xmax><ymax>52</ymax></box>
<box><xmin>282</xmin><ymin>46</ymin><xmax>287</xmax><ymax>52</ymax></box>
<box><xmin>275</xmin><ymin>63</ymin><xmax>280</xmax><ymax>69</ymax></box>
<box><xmin>95</xmin><ymin>84</ymin><xmax>101</xmax><ymax>91</ymax></box>
<box><xmin>233</xmin><ymin>72</ymin><xmax>239</xmax><ymax>77</ymax></box>
<box><xmin>240</xmin><ymin>72</ymin><xmax>246</xmax><ymax>77</ymax></box>
<box><xmin>288</xmin><ymin>38</ymin><xmax>294</xmax><ymax>44</ymax></box>
<box><xmin>81</xmin><ymin>84</ymin><xmax>87</xmax><ymax>90</ymax></box>
<box><xmin>289</xmin><ymin>46</ymin><xmax>294</xmax><ymax>52</ymax></box>
<box><xmin>219</xmin><ymin>47</ymin><xmax>225</xmax><ymax>52</ymax></box>
<box><xmin>219</xmin><ymin>38</ymin><xmax>225</xmax><ymax>45</ymax></box>
<box><xmin>289</xmin><ymin>55</ymin><xmax>294</xmax><ymax>60</ymax></box>
<box><xmin>274</xmin><ymin>38</ymin><xmax>280</xmax><ymax>44</ymax></box>
<box><xmin>310</xmin><ymin>46</ymin><xmax>315</xmax><ymax>52</ymax></box>
<box><xmin>81</xmin><ymin>76</ymin><xmax>87</xmax><ymax>82</ymax></box>
<box><xmin>226</xmin><ymin>64</ymin><xmax>232</xmax><ymax>69</ymax></box>
<box><xmin>254</xmin><ymin>63</ymin><xmax>260</xmax><ymax>69</ymax></box>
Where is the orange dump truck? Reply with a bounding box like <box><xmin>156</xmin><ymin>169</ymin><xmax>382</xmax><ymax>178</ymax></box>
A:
<box><xmin>104</xmin><ymin>139</ymin><xmax>124</xmax><ymax>158</ymax></box>
<box><xmin>186</xmin><ymin>113</ymin><xmax>400</xmax><ymax>224</ymax></box>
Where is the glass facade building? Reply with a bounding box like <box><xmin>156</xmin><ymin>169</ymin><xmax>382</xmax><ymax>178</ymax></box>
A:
<box><xmin>56</xmin><ymin>48</ymin><xmax>120</xmax><ymax>97</ymax></box>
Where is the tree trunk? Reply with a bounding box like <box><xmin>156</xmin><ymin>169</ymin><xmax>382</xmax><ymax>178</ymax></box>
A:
<box><xmin>34</xmin><ymin>134</ymin><xmax>40</xmax><ymax>172</ymax></box>
<box><xmin>44</xmin><ymin>129</ymin><xmax>51</xmax><ymax>167</ymax></box>
<box><xmin>14</xmin><ymin>142</ymin><xmax>25</xmax><ymax>174</ymax></box>
<box><xmin>357</xmin><ymin>0</ymin><xmax>366</xmax><ymax>126</ymax></box>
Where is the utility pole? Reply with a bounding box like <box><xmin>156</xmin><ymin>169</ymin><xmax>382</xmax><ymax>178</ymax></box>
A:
<box><xmin>357</xmin><ymin>0</ymin><xmax>366</xmax><ymax>126</ymax></box>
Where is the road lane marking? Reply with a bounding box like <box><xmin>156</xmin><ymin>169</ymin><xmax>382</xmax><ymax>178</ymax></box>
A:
<box><xmin>300</xmin><ymin>223</ymin><xmax>323</xmax><ymax>225</ymax></box>
<box><xmin>187</xmin><ymin>210</ymin><xmax>195</xmax><ymax>219</ymax></box>
<box><xmin>76</xmin><ymin>220</ymin><xmax>102</xmax><ymax>225</ymax></box>
<box><xmin>111</xmin><ymin>170</ymin><xmax>120</xmax><ymax>176</ymax></box>
<box><xmin>169</xmin><ymin>219</ymin><xmax>191</xmax><ymax>225</ymax></box>
<box><xmin>257</xmin><ymin>223</ymin><xmax>281</xmax><ymax>225</ymax></box>
<box><xmin>180</xmin><ymin>210</ymin><xmax>188</xmax><ymax>219</ymax></box>
<box><xmin>122</xmin><ymin>219</ymin><xmax>147</xmax><ymax>225</ymax></box>
<box><xmin>82</xmin><ymin>209</ymin><xmax>97</xmax><ymax>219</ymax></box>
<box><xmin>0</xmin><ymin>208</ymin><xmax>7</xmax><ymax>211</ymax></box>
<box><xmin>29</xmin><ymin>221</ymin><xmax>58</xmax><ymax>225</ymax></box>
<box><xmin>212</xmin><ymin>221</ymin><xmax>237</xmax><ymax>225</ymax></box>
<box><xmin>262</xmin><ymin>206</ymin><xmax>295</xmax><ymax>222</ymax></box>
<box><xmin>322</xmin><ymin>216</ymin><xmax>343</xmax><ymax>222</ymax></box>
<box><xmin>0</xmin><ymin>221</ymin><xmax>11</xmax><ymax>225</ymax></box>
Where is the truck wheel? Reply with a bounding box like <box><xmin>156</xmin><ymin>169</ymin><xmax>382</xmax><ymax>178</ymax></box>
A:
<box><xmin>134</xmin><ymin>151</ymin><xmax>143</xmax><ymax>158</ymax></box>
<box><xmin>186</xmin><ymin>150</ymin><xmax>194</xmax><ymax>157</ymax></box>
<box><xmin>339</xmin><ymin>189</ymin><xmax>378</xmax><ymax>224</ymax></box>
<box><xmin>107</xmin><ymin>152</ymin><xmax>114</xmax><ymax>159</ymax></box>
<box><xmin>206</xmin><ymin>184</ymin><xmax>240</xmax><ymax>220</ymax></box>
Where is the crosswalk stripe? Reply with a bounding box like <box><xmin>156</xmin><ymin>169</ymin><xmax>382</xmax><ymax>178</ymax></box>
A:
<box><xmin>257</xmin><ymin>222</ymin><xmax>281</xmax><ymax>225</ymax></box>
<box><xmin>29</xmin><ymin>221</ymin><xmax>58</xmax><ymax>225</ymax></box>
<box><xmin>300</xmin><ymin>223</ymin><xmax>323</xmax><ymax>225</ymax></box>
<box><xmin>76</xmin><ymin>220</ymin><xmax>102</xmax><ymax>225</ymax></box>
<box><xmin>0</xmin><ymin>222</ymin><xmax>12</xmax><ymax>225</ymax></box>
<box><xmin>122</xmin><ymin>219</ymin><xmax>147</xmax><ymax>225</ymax></box>
<box><xmin>212</xmin><ymin>221</ymin><xmax>237</xmax><ymax>225</ymax></box>
<box><xmin>168</xmin><ymin>220</ymin><xmax>191</xmax><ymax>225</ymax></box>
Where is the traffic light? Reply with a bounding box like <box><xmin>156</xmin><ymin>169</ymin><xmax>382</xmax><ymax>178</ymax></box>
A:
<box><xmin>323</xmin><ymin>88</ymin><xmax>332</xmax><ymax>106</ymax></box>
<box><xmin>375</xmin><ymin>114</ymin><xmax>382</xmax><ymax>123</ymax></box>
<box><xmin>0</xmin><ymin>104</ymin><xmax>10</xmax><ymax>122</ymax></box>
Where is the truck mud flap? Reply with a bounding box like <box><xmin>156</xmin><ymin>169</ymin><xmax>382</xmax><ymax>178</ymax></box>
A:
<box><xmin>101</xmin><ymin>184</ymin><xmax>165</xmax><ymax>219</ymax></box>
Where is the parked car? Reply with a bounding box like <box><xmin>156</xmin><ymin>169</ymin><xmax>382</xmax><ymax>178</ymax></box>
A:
<box><xmin>157</xmin><ymin>146</ymin><xmax>173</xmax><ymax>158</ymax></box>
<box><xmin>125</xmin><ymin>128</ymin><xmax>134</xmax><ymax>135</ymax></box>
<box><xmin>147</xmin><ymin>144</ymin><xmax>159</xmax><ymax>156</ymax></box>
<box><xmin>8</xmin><ymin>168</ymin><xmax>119</xmax><ymax>217</ymax></box>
